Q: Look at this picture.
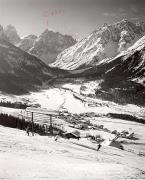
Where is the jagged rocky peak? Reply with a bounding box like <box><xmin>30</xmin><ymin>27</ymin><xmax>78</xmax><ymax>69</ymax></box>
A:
<box><xmin>0</xmin><ymin>24</ymin><xmax>3</xmax><ymax>33</ymax></box>
<box><xmin>29</xmin><ymin>28</ymin><xmax>77</xmax><ymax>64</ymax></box>
<box><xmin>91</xmin><ymin>19</ymin><xmax>145</xmax><ymax>51</ymax></box>
<box><xmin>4</xmin><ymin>24</ymin><xmax>21</xmax><ymax>44</ymax></box>
<box><xmin>34</xmin><ymin>28</ymin><xmax>76</xmax><ymax>46</ymax></box>
<box><xmin>0</xmin><ymin>25</ymin><xmax>8</xmax><ymax>40</ymax></box>
<box><xmin>17</xmin><ymin>34</ymin><xmax>37</xmax><ymax>51</ymax></box>
<box><xmin>0</xmin><ymin>25</ymin><xmax>4</xmax><ymax>39</ymax></box>
<box><xmin>51</xmin><ymin>19</ymin><xmax>145</xmax><ymax>70</ymax></box>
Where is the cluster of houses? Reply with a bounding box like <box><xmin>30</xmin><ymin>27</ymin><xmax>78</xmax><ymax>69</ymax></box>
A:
<box><xmin>25</xmin><ymin>107</ymin><xmax>135</xmax><ymax>150</ymax></box>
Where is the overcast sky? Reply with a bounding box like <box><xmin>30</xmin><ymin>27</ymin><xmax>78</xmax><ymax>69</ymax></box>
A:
<box><xmin>0</xmin><ymin>0</ymin><xmax>145</xmax><ymax>40</ymax></box>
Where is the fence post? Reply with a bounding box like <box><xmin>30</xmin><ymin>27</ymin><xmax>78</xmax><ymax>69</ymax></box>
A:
<box><xmin>49</xmin><ymin>115</ymin><xmax>53</xmax><ymax>134</ymax></box>
<box><xmin>31</xmin><ymin>112</ymin><xmax>34</xmax><ymax>136</ymax></box>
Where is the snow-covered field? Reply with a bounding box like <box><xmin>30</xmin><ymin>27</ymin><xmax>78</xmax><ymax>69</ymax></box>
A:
<box><xmin>0</xmin><ymin>84</ymin><xmax>145</xmax><ymax>117</ymax></box>
<box><xmin>0</xmin><ymin>106</ymin><xmax>22</xmax><ymax>117</ymax></box>
<box><xmin>0</xmin><ymin>125</ymin><xmax>145</xmax><ymax>180</ymax></box>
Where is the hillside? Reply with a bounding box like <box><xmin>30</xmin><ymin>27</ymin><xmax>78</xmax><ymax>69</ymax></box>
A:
<box><xmin>0</xmin><ymin>39</ymin><xmax>68</xmax><ymax>94</ymax></box>
<box><xmin>0</xmin><ymin>118</ymin><xmax>145</xmax><ymax>180</ymax></box>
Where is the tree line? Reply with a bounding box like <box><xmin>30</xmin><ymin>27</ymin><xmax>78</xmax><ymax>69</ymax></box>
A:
<box><xmin>0</xmin><ymin>100</ymin><xmax>29</xmax><ymax>109</ymax></box>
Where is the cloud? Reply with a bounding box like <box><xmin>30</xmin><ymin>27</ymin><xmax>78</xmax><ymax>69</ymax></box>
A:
<box><xmin>119</xmin><ymin>8</ymin><xmax>126</xmax><ymax>13</ymax></box>
<box><xmin>131</xmin><ymin>17</ymin><xmax>139</xmax><ymax>21</ymax></box>
<box><xmin>130</xmin><ymin>6</ymin><xmax>138</xmax><ymax>13</ymax></box>
<box><xmin>103</xmin><ymin>12</ymin><xmax>116</xmax><ymax>17</ymax></box>
<box><xmin>120</xmin><ymin>12</ymin><xmax>127</xmax><ymax>16</ymax></box>
<box><xmin>118</xmin><ymin>8</ymin><xmax>127</xmax><ymax>16</ymax></box>
<box><xmin>118</xmin><ymin>6</ymin><xmax>138</xmax><ymax>15</ymax></box>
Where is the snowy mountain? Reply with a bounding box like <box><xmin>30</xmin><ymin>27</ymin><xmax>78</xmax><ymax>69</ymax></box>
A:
<box><xmin>0</xmin><ymin>39</ymin><xmax>68</xmax><ymax>94</ymax></box>
<box><xmin>73</xmin><ymin>36</ymin><xmax>145</xmax><ymax>105</ymax></box>
<box><xmin>17</xmin><ymin>34</ymin><xmax>37</xmax><ymax>52</ymax></box>
<box><xmin>4</xmin><ymin>24</ymin><xmax>21</xmax><ymax>45</ymax></box>
<box><xmin>29</xmin><ymin>29</ymin><xmax>76</xmax><ymax>65</ymax></box>
<box><xmin>51</xmin><ymin>19</ymin><xmax>145</xmax><ymax>70</ymax></box>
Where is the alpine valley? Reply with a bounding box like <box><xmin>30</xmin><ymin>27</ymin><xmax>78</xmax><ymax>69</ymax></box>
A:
<box><xmin>0</xmin><ymin>19</ymin><xmax>145</xmax><ymax>180</ymax></box>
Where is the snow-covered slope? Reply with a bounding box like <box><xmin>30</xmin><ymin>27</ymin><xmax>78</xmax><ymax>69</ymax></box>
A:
<box><xmin>4</xmin><ymin>24</ymin><xmax>21</xmax><ymax>45</ymax></box>
<box><xmin>0</xmin><ymin>119</ymin><xmax>145</xmax><ymax>180</ymax></box>
<box><xmin>17</xmin><ymin>34</ymin><xmax>37</xmax><ymax>52</ymax></box>
<box><xmin>51</xmin><ymin>19</ymin><xmax>145</xmax><ymax>70</ymax></box>
<box><xmin>29</xmin><ymin>29</ymin><xmax>76</xmax><ymax>65</ymax></box>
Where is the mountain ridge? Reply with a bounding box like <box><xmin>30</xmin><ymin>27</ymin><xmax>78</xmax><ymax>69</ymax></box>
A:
<box><xmin>51</xmin><ymin>19</ymin><xmax>145</xmax><ymax>70</ymax></box>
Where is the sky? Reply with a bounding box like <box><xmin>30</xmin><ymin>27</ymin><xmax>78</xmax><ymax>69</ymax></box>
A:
<box><xmin>0</xmin><ymin>0</ymin><xmax>145</xmax><ymax>40</ymax></box>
